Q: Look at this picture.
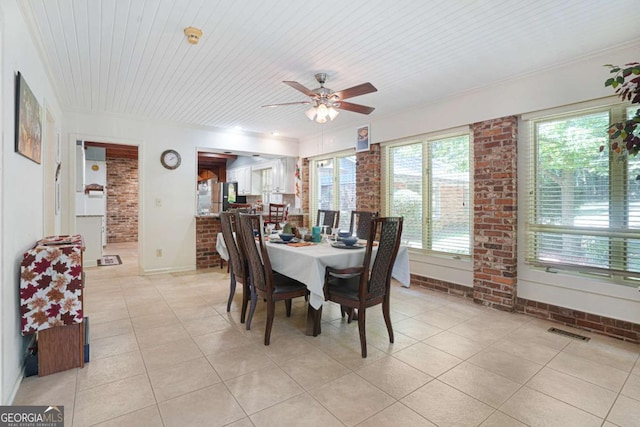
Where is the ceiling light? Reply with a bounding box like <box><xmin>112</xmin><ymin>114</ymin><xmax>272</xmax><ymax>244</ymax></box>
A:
<box><xmin>305</xmin><ymin>103</ymin><xmax>339</xmax><ymax>123</ymax></box>
<box><xmin>184</xmin><ymin>27</ymin><xmax>202</xmax><ymax>45</ymax></box>
<box><xmin>305</xmin><ymin>107</ymin><xmax>317</xmax><ymax>121</ymax></box>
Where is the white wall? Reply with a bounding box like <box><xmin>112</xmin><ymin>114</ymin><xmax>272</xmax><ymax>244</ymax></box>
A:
<box><xmin>299</xmin><ymin>42</ymin><xmax>640</xmax><ymax>325</ymax></box>
<box><xmin>0</xmin><ymin>0</ymin><xmax>63</xmax><ymax>404</ymax></box>
<box><xmin>64</xmin><ymin>112</ymin><xmax>299</xmax><ymax>274</ymax></box>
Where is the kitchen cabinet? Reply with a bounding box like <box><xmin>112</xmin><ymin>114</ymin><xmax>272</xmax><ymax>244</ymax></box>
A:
<box><xmin>227</xmin><ymin>166</ymin><xmax>256</xmax><ymax>195</ymax></box>
<box><xmin>272</xmin><ymin>157</ymin><xmax>296</xmax><ymax>194</ymax></box>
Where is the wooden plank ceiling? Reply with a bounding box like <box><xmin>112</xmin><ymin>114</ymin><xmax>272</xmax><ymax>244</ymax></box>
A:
<box><xmin>22</xmin><ymin>0</ymin><xmax>640</xmax><ymax>140</ymax></box>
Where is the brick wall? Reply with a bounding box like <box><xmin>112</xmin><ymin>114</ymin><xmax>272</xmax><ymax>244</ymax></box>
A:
<box><xmin>516</xmin><ymin>298</ymin><xmax>639</xmax><ymax>343</ymax></box>
<box><xmin>472</xmin><ymin>117</ymin><xmax>518</xmax><ymax>312</ymax></box>
<box><xmin>106</xmin><ymin>156</ymin><xmax>138</xmax><ymax>243</ymax></box>
<box><xmin>196</xmin><ymin>217</ymin><xmax>223</xmax><ymax>269</ymax></box>
<box><xmin>355</xmin><ymin>144</ymin><xmax>381</xmax><ymax>213</ymax></box>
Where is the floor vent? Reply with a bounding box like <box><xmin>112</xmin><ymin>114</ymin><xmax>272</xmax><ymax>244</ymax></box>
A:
<box><xmin>548</xmin><ymin>327</ymin><xmax>590</xmax><ymax>342</ymax></box>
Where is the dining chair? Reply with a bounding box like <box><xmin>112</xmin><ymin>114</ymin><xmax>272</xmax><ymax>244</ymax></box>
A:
<box><xmin>266</xmin><ymin>203</ymin><xmax>286</xmax><ymax>229</ymax></box>
<box><xmin>237</xmin><ymin>213</ymin><xmax>308</xmax><ymax>345</ymax></box>
<box><xmin>323</xmin><ymin>216</ymin><xmax>403</xmax><ymax>357</ymax></box>
<box><xmin>316</xmin><ymin>209</ymin><xmax>340</xmax><ymax>229</ymax></box>
<box><xmin>219</xmin><ymin>212</ymin><xmax>252</xmax><ymax>325</ymax></box>
<box><xmin>349</xmin><ymin>210</ymin><xmax>378</xmax><ymax>239</ymax></box>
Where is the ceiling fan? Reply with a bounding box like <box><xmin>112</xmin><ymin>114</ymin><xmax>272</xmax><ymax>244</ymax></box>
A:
<box><xmin>262</xmin><ymin>73</ymin><xmax>377</xmax><ymax>123</ymax></box>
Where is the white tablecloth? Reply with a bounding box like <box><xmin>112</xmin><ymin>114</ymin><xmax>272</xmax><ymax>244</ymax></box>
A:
<box><xmin>217</xmin><ymin>233</ymin><xmax>410</xmax><ymax>310</ymax></box>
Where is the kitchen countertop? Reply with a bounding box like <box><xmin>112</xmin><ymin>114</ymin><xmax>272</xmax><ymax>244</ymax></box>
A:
<box><xmin>196</xmin><ymin>212</ymin><xmax>307</xmax><ymax>219</ymax></box>
<box><xmin>196</xmin><ymin>213</ymin><xmax>220</xmax><ymax>218</ymax></box>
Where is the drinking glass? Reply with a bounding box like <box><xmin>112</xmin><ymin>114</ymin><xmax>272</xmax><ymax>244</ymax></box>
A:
<box><xmin>298</xmin><ymin>227</ymin><xmax>308</xmax><ymax>241</ymax></box>
<box><xmin>321</xmin><ymin>225</ymin><xmax>329</xmax><ymax>243</ymax></box>
<box><xmin>266</xmin><ymin>223</ymin><xmax>275</xmax><ymax>236</ymax></box>
<box><xmin>331</xmin><ymin>227</ymin><xmax>340</xmax><ymax>242</ymax></box>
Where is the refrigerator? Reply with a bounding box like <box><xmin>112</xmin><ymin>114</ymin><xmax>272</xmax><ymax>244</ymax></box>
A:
<box><xmin>200</xmin><ymin>181</ymin><xmax>238</xmax><ymax>214</ymax></box>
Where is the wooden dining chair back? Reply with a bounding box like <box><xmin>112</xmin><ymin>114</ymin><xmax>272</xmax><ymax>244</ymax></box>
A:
<box><xmin>266</xmin><ymin>203</ymin><xmax>286</xmax><ymax>228</ymax></box>
<box><xmin>349</xmin><ymin>210</ymin><xmax>378</xmax><ymax>239</ymax></box>
<box><xmin>323</xmin><ymin>216</ymin><xmax>404</xmax><ymax>357</ymax></box>
<box><xmin>316</xmin><ymin>209</ymin><xmax>340</xmax><ymax>229</ymax></box>
<box><xmin>237</xmin><ymin>213</ymin><xmax>308</xmax><ymax>345</ymax></box>
<box><xmin>219</xmin><ymin>212</ymin><xmax>252</xmax><ymax>325</ymax></box>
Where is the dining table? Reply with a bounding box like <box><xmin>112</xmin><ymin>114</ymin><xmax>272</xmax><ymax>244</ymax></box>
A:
<box><xmin>216</xmin><ymin>233</ymin><xmax>410</xmax><ymax>335</ymax></box>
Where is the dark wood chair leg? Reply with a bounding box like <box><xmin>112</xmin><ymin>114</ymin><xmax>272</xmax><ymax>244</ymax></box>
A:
<box><xmin>285</xmin><ymin>299</ymin><xmax>292</xmax><ymax>317</ymax></box>
<box><xmin>358</xmin><ymin>307</ymin><xmax>367</xmax><ymax>358</ymax></box>
<box><xmin>246</xmin><ymin>289</ymin><xmax>258</xmax><ymax>330</ymax></box>
<box><xmin>240</xmin><ymin>283</ymin><xmax>249</xmax><ymax>323</ymax></box>
<box><xmin>265</xmin><ymin>299</ymin><xmax>276</xmax><ymax>345</ymax></box>
<box><xmin>226</xmin><ymin>271</ymin><xmax>236</xmax><ymax>312</ymax></box>
<box><xmin>383</xmin><ymin>296</ymin><xmax>394</xmax><ymax>343</ymax></box>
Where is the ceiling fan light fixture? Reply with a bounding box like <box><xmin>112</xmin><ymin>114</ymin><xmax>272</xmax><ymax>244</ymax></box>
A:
<box><xmin>305</xmin><ymin>107</ymin><xmax>317</xmax><ymax>121</ymax></box>
<box><xmin>316</xmin><ymin>104</ymin><xmax>329</xmax><ymax>120</ymax></box>
<box><xmin>328</xmin><ymin>106</ymin><xmax>339</xmax><ymax>120</ymax></box>
<box><xmin>316</xmin><ymin>114</ymin><xmax>328</xmax><ymax>124</ymax></box>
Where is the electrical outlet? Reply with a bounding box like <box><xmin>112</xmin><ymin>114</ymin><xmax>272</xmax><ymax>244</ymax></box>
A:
<box><xmin>156</xmin><ymin>249</ymin><xmax>162</xmax><ymax>257</ymax></box>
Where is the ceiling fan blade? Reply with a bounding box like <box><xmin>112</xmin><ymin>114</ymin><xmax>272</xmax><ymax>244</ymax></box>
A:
<box><xmin>332</xmin><ymin>82</ymin><xmax>377</xmax><ymax>100</ymax></box>
<box><xmin>335</xmin><ymin>101</ymin><xmax>375</xmax><ymax>115</ymax></box>
<box><xmin>283</xmin><ymin>81</ymin><xmax>316</xmax><ymax>97</ymax></box>
<box><xmin>261</xmin><ymin>101</ymin><xmax>311</xmax><ymax>108</ymax></box>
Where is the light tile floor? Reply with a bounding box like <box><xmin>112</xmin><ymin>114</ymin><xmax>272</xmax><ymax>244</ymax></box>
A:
<box><xmin>13</xmin><ymin>242</ymin><xmax>640</xmax><ymax>426</ymax></box>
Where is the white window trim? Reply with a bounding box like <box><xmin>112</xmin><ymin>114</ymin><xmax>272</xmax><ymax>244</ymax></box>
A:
<box><xmin>381</xmin><ymin>125</ymin><xmax>473</xmax><ymax>258</ymax></box>
<box><xmin>309</xmin><ymin>149</ymin><xmax>355</xmax><ymax>226</ymax></box>
<box><xmin>518</xmin><ymin>99</ymin><xmax>640</xmax><ymax>323</ymax></box>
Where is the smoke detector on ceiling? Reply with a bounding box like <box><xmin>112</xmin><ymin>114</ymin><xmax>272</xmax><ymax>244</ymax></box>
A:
<box><xmin>184</xmin><ymin>27</ymin><xmax>202</xmax><ymax>45</ymax></box>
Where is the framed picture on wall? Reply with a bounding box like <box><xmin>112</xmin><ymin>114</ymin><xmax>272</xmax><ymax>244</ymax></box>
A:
<box><xmin>14</xmin><ymin>72</ymin><xmax>43</xmax><ymax>164</ymax></box>
<box><xmin>356</xmin><ymin>124</ymin><xmax>370</xmax><ymax>152</ymax></box>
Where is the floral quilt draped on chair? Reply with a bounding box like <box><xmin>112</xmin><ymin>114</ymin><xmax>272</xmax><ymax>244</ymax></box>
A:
<box><xmin>20</xmin><ymin>235</ymin><xmax>84</xmax><ymax>335</ymax></box>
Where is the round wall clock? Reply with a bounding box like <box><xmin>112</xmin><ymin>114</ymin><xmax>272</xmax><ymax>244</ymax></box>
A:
<box><xmin>160</xmin><ymin>149</ymin><xmax>181</xmax><ymax>170</ymax></box>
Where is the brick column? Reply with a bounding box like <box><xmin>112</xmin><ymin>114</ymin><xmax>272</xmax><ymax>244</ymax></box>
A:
<box><xmin>195</xmin><ymin>216</ymin><xmax>222</xmax><ymax>269</ymax></box>
<box><xmin>355</xmin><ymin>143</ymin><xmax>381</xmax><ymax>212</ymax></box>
<box><xmin>301</xmin><ymin>158</ymin><xmax>310</xmax><ymax>228</ymax></box>
<box><xmin>472</xmin><ymin>117</ymin><xmax>518</xmax><ymax>311</ymax></box>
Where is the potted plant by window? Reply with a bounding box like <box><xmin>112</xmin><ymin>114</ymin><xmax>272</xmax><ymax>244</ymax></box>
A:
<box><xmin>603</xmin><ymin>62</ymin><xmax>640</xmax><ymax>155</ymax></box>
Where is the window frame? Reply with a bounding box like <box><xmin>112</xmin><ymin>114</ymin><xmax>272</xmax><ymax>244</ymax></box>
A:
<box><xmin>524</xmin><ymin>100</ymin><xmax>640</xmax><ymax>283</ymax></box>
<box><xmin>381</xmin><ymin>126</ymin><xmax>473</xmax><ymax>258</ymax></box>
<box><xmin>309</xmin><ymin>150</ymin><xmax>357</xmax><ymax>229</ymax></box>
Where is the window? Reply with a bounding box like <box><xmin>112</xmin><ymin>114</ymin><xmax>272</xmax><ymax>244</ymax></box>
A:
<box><xmin>384</xmin><ymin>133</ymin><xmax>471</xmax><ymax>256</ymax></box>
<box><xmin>260</xmin><ymin>168</ymin><xmax>272</xmax><ymax>205</ymax></box>
<box><xmin>527</xmin><ymin>105</ymin><xmax>640</xmax><ymax>281</ymax></box>
<box><xmin>310</xmin><ymin>153</ymin><xmax>356</xmax><ymax>230</ymax></box>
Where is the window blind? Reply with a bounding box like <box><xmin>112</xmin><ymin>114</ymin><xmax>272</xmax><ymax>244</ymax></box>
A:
<box><xmin>383</xmin><ymin>133</ymin><xmax>471</xmax><ymax>256</ymax></box>
<box><xmin>527</xmin><ymin>106</ymin><xmax>640</xmax><ymax>280</ymax></box>
<box><xmin>309</xmin><ymin>152</ymin><xmax>356</xmax><ymax>229</ymax></box>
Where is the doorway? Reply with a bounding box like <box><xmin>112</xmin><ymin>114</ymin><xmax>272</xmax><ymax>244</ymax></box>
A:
<box><xmin>82</xmin><ymin>142</ymin><xmax>139</xmax><ymax>253</ymax></box>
